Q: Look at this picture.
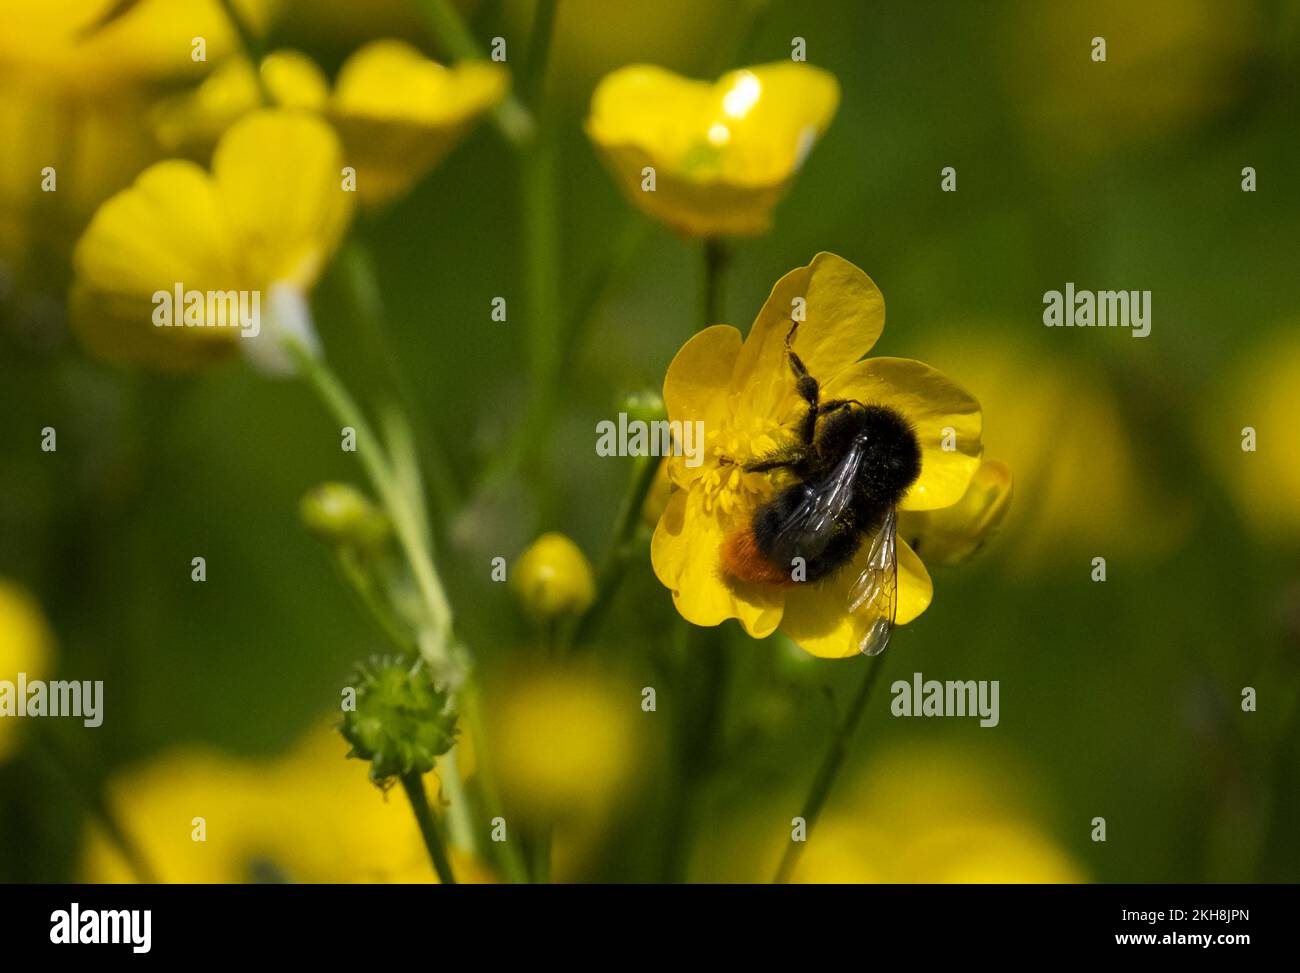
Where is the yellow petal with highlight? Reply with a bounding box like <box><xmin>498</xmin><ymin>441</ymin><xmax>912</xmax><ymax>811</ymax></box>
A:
<box><xmin>780</xmin><ymin>537</ymin><xmax>932</xmax><ymax>659</ymax></box>
<box><xmin>651</xmin><ymin>488</ymin><xmax>782</xmax><ymax>637</ymax></box>
<box><xmin>825</xmin><ymin>357</ymin><xmax>983</xmax><ymax>511</ymax></box>
<box><xmin>586</xmin><ymin>62</ymin><xmax>839</xmax><ymax>237</ymax></box>
<box><xmin>731</xmin><ymin>252</ymin><xmax>886</xmax><ymax>420</ymax></box>
<box><xmin>213</xmin><ymin>110</ymin><xmax>352</xmax><ymax>288</ymax></box>
<box><xmin>70</xmin><ymin>160</ymin><xmax>242</xmax><ymax>368</ymax></box>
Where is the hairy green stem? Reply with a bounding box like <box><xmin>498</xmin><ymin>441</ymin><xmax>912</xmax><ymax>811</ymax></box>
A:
<box><xmin>289</xmin><ymin>344</ymin><xmax>454</xmax><ymax>658</ymax></box>
<box><xmin>400</xmin><ymin>772</ymin><xmax>458</xmax><ymax>884</ymax></box>
<box><xmin>335</xmin><ymin>551</ymin><xmax>417</xmax><ymax>655</ymax></box>
<box><xmin>338</xmin><ymin>240</ymin><xmax>461</xmax><ymax>527</ymax></box>
<box><xmin>774</xmin><ymin>655</ymin><xmax>889</xmax><ymax>883</ymax></box>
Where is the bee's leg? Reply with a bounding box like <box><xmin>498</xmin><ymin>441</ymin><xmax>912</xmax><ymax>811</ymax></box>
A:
<box><xmin>743</xmin><ymin>446</ymin><xmax>811</xmax><ymax>474</ymax></box>
<box><xmin>816</xmin><ymin>398</ymin><xmax>865</xmax><ymax>418</ymax></box>
<box><xmin>784</xmin><ymin>323</ymin><xmax>822</xmax><ymax>445</ymax></box>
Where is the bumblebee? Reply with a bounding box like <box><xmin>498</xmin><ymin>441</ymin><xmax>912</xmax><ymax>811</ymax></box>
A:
<box><xmin>721</xmin><ymin>322</ymin><xmax>921</xmax><ymax>655</ymax></box>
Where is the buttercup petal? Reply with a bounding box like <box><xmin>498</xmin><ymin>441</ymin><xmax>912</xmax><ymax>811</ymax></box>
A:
<box><xmin>779</xmin><ymin>536</ymin><xmax>932</xmax><ymax>659</ymax></box>
<box><xmin>330</xmin><ymin>41</ymin><xmax>508</xmax><ymax>206</ymax></box>
<box><xmin>663</xmin><ymin>323</ymin><xmax>742</xmax><ymax>425</ymax></box>
<box><xmin>70</xmin><ymin>160</ymin><xmax>241</xmax><ymax>368</ymax></box>
<box><xmin>213</xmin><ymin>109</ymin><xmax>352</xmax><ymax>289</ymax></box>
<box><xmin>899</xmin><ymin>459</ymin><xmax>1013</xmax><ymax>566</ymax></box>
<box><xmin>825</xmin><ymin>356</ymin><xmax>982</xmax><ymax>511</ymax></box>
<box><xmin>151</xmin><ymin>51</ymin><xmax>330</xmax><ymax>154</ymax></box>
<box><xmin>652</xmin><ymin>489</ymin><xmax>782</xmax><ymax>637</ymax></box>
<box><xmin>730</xmin><ymin>252</ymin><xmax>886</xmax><ymax>421</ymax></box>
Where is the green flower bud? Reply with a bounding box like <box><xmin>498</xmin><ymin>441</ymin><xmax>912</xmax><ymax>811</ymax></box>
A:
<box><xmin>340</xmin><ymin>656</ymin><xmax>457</xmax><ymax>784</ymax></box>
<box><xmin>300</xmin><ymin>482</ymin><xmax>390</xmax><ymax>551</ymax></box>
<box><xmin>619</xmin><ymin>389</ymin><xmax>666</xmax><ymax>425</ymax></box>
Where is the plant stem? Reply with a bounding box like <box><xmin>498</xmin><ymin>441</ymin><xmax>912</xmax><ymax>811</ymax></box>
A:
<box><xmin>521</xmin><ymin>0</ymin><xmax>559</xmax><ymax>110</ymax></box>
<box><xmin>336</xmin><ymin>551</ymin><xmax>417</xmax><ymax>655</ymax></box>
<box><xmin>337</xmin><ymin>239</ymin><xmax>461</xmax><ymax>527</ymax></box>
<box><xmin>289</xmin><ymin>344</ymin><xmax>454</xmax><ymax>660</ymax></box>
<box><xmin>571</xmin><ymin>455</ymin><xmax>661</xmax><ymax>647</ymax></box>
<box><xmin>774</xmin><ymin>655</ymin><xmax>889</xmax><ymax>883</ymax></box>
<box><xmin>415</xmin><ymin>0</ymin><xmax>534</xmax><ymax>146</ymax></box>
<box><xmin>400</xmin><ymin>772</ymin><xmax>458</xmax><ymax>884</ymax></box>
<box><xmin>701</xmin><ymin>238</ymin><xmax>729</xmax><ymax>328</ymax></box>
<box><xmin>528</xmin><ymin>828</ymin><xmax>552</xmax><ymax>884</ymax></box>
<box><xmin>660</xmin><ymin>624</ymin><xmax>729</xmax><ymax>881</ymax></box>
<box><xmin>460</xmin><ymin>683</ymin><xmax>530</xmax><ymax>883</ymax></box>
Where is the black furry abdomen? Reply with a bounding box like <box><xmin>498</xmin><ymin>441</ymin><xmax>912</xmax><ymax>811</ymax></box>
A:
<box><xmin>750</xmin><ymin>403</ymin><xmax>921</xmax><ymax>582</ymax></box>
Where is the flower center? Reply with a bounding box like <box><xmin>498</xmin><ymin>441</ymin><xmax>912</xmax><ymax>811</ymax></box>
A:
<box><xmin>694</xmin><ymin>414</ymin><xmax>793</xmax><ymax>520</ymax></box>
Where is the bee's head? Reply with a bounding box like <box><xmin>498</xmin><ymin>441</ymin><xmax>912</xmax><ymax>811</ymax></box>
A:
<box><xmin>857</xmin><ymin>404</ymin><xmax>922</xmax><ymax>506</ymax></box>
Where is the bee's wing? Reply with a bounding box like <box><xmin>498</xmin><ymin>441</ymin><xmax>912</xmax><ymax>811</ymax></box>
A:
<box><xmin>769</xmin><ymin>439</ymin><xmax>868</xmax><ymax>562</ymax></box>
<box><xmin>847</xmin><ymin>505</ymin><xmax>899</xmax><ymax>656</ymax></box>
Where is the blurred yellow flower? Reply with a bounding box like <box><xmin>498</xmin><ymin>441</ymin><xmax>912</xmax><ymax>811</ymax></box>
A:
<box><xmin>792</xmin><ymin>744</ymin><xmax>1085</xmax><ymax>883</ymax></box>
<box><xmin>0</xmin><ymin>0</ymin><xmax>277</xmax><ymax>281</ymax></box>
<box><xmin>82</xmin><ymin>721</ymin><xmax>492</xmax><ymax>883</ymax></box>
<box><xmin>913</xmin><ymin>328</ymin><xmax>1189</xmax><ymax>571</ymax></box>
<box><xmin>151</xmin><ymin>50</ymin><xmax>329</xmax><ymax>154</ymax></box>
<box><xmin>899</xmin><ymin>459</ymin><xmax>1014</xmax><ymax>567</ymax></box>
<box><xmin>586</xmin><ymin>62</ymin><xmax>839</xmax><ymax>237</ymax></box>
<box><xmin>483</xmin><ymin>664</ymin><xmax>643</xmax><ymax>823</ymax></box>
<box><xmin>0</xmin><ymin>0</ymin><xmax>276</xmax><ymax>90</ymax></box>
<box><xmin>329</xmin><ymin>41</ymin><xmax>508</xmax><ymax>206</ymax></box>
<box><xmin>0</xmin><ymin>579</ymin><xmax>55</xmax><ymax>763</ymax></box>
<box><xmin>651</xmin><ymin>253</ymin><xmax>983</xmax><ymax>658</ymax></box>
<box><xmin>1004</xmin><ymin>0</ymin><xmax>1260</xmax><ymax>164</ymax></box>
<box><xmin>512</xmin><ymin>532</ymin><xmax>597</xmax><ymax>621</ymax></box>
<box><xmin>700</xmin><ymin>743</ymin><xmax>1085</xmax><ymax>883</ymax></box>
<box><xmin>1205</xmin><ymin>326</ymin><xmax>1300</xmax><ymax>543</ymax></box>
<box><xmin>70</xmin><ymin>108</ymin><xmax>352</xmax><ymax>371</ymax></box>
<box><xmin>0</xmin><ymin>84</ymin><xmax>157</xmax><ymax>280</ymax></box>
<box><xmin>148</xmin><ymin>41</ymin><xmax>508</xmax><ymax>206</ymax></box>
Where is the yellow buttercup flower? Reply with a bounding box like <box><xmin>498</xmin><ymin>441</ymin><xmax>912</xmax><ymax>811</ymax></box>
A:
<box><xmin>789</xmin><ymin>744</ymin><xmax>1085</xmax><ymax>883</ymax></box>
<box><xmin>148</xmin><ymin>41</ymin><xmax>508</xmax><ymax>206</ymax></box>
<box><xmin>512</xmin><ymin>532</ymin><xmax>597</xmax><ymax>621</ymax></box>
<box><xmin>0</xmin><ymin>0</ymin><xmax>276</xmax><ymax>90</ymax></box>
<box><xmin>651</xmin><ymin>253</ymin><xmax>983</xmax><ymax>659</ymax></box>
<box><xmin>70</xmin><ymin>108</ymin><xmax>352</xmax><ymax>371</ymax></box>
<box><xmin>0</xmin><ymin>579</ymin><xmax>56</xmax><ymax>763</ymax></box>
<box><xmin>329</xmin><ymin>41</ymin><xmax>508</xmax><ymax>206</ymax></box>
<box><xmin>0</xmin><ymin>0</ymin><xmax>275</xmax><ymax>280</ymax></box>
<box><xmin>912</xmin><ymin>328</ymin><xmax>1190</xmax><ymax>571</ymax></box>
<box><xmin>483</xmin><ymin>663</ymin><xmax>646</xmax><ymax>822</ymax></box>
<box><xmin>151</xmin><ymin>50</ymin><xmax>329</xmax><ymax>154</ymax></box>
<box><xmin>586</xmin><ymin>62</ymin><xmax>839</xmax><ymax>237</ymax></box>
<box><xmin>696</xmin><ymin>742</ymin><xmax>1085</xmax><ymax>883</ymax></box>
<box><xmin>899</xmin><ymin>459</ymin><xmax>1013</xmax><ymax>567</ymax></box>
<box><xmin>82</xmin><ymin>720</ymin><xmax>492</xmax><ymax>883</ymax></box>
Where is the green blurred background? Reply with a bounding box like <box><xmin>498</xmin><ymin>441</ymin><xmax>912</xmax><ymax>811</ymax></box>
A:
<box><xmin>2</xmin><ymin>0</ymin><xmax>1299</xmax><ymax>882</ymax></box>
